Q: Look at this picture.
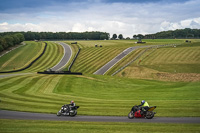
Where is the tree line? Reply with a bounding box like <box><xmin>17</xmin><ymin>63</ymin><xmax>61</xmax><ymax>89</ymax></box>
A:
<box><xmin>111</xmin><ymin>34</ymin><xmax>123</xmax><ymax>39</ymax></box>
<box><xmin>0</xmin><ymin>31</ymin><xmax>110</xmax><ymax>41</ymax></box>
<box><xmin>1</xmin><ymin>28</ymin><xmax>199</xmax><ymax>52</ymax></box>
<box><xmin>0</xmin><ymin>33</ymin><xmax>25</xmax><ymax>52</ymax></box>
<box><xmin>133</xmin><ymin>28</ymin><xmax>200</xmax><ymax>39</ymax></box>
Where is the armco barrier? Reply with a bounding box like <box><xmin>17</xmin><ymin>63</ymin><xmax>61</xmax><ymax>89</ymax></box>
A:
<box><xmin>68</xmin><ymin>48</ymin><xmax>81</xmax><ymax>71</ymax></box>
<box><xmin>0</xmin><ymin>42</ymin><xmax>47</xmax><ymax>73</ymax></box>
<box><xmin>37</xmin><ymin>71</ymin><xmax>82</xmax><ymax>75</ymax></box>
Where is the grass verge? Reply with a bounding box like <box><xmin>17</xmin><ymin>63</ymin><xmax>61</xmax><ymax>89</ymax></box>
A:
<box><xmin>0</xmin><ymin>119</ymin><xmax>199</xmax><ymax>133</ymax></box>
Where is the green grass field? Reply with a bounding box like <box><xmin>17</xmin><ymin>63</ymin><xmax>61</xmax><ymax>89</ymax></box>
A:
<box><xmin>139</xmin><ymin>43</ymin><xmax>200</xmax><ymax>73</ymax></box>
<box><xmin>0</xmin><ymin>41</ymin><xmax>64</xmax><ymax>72</ymax></box>
<box><xmin>70</xmin><ymin>47</ymin><xmax>127</xmax><ymax>74</ymax></box>
<box><xmin>0</xmin><ymin>39</ymin><xmax>200</xmax><ymax>133</ymax></box>
<box><xmin>0</xmin><ymin>73</ymin><xmax>199</xmax><ymax>117</ymax></box>
<box><xmin>23</xmin><ymin>41</ymin><xmax>64</xmax><ymax>72</ymax></box>
<box><xmin>0</xmin><ymin>119</ymin><xmax>199</xmax><ymax>133</ymax></box>
<box><xmin>0</xmin><ymin>41</ymin><xmax>43</xmax><ymax>71</ymax></box>
<box><xmin>65</xmin><ymin>39</ymin><xmax>185</xmax><ymax>74</ymax></box>
<box><xmin>117</xmin><ymin>41</ymin><xmax>200</xmax><ymax>81</ymax></box>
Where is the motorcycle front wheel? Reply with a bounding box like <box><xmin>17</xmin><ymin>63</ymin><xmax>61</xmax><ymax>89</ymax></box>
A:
<box><xmin>128</xmin><ymin>111</ymin><xmax>134</xmax><ymax>119</ymax></box>
<box><xmin>57</xmin><ymin>111</ymin><xmax>61</xmax><ymax>116</ymax></box>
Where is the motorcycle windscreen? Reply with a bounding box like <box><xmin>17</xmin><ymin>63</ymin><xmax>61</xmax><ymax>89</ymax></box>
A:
<box><xmin>147</xmin><ymin>106</ymin><xmax>156</xmax><ymax>111</ymax></box>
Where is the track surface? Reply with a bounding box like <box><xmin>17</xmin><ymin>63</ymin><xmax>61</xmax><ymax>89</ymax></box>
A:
<box><xmin>0</xmin><ymin>73</ymin><xmax>33</xmax><ymax>78</ymax></box>
<box><xmin>1</xmin><ymin>110</ymin><xmax>199</xmax><ymax>123</ymax></box>
<box><xmin>51</xmin><ymin>42</ymin><xmax>72</xmax><ymax>71</ymax></box>
<box><xmin>94</xmin><ymin>45</ymin><xmax>151</xmax><ymax>75</ymax></box>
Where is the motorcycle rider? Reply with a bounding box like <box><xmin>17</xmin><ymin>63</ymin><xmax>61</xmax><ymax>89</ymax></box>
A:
<box><xmin>138</xmin><ymin>100</ymin><xmax>149</xmax><ymax>115</ymax></box>
<box><xmin>69</xmin><ymin>100</ymin><xmax>76</xmax><ymax>107</ymax></box>
<box><xmin>62</xmin><ymin>100</ymin><xmax>75</xmax><ymax>113</ymax></box>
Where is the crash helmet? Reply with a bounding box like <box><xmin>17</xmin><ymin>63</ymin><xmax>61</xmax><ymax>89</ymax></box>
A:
<box><xmin>141</xmin><ymin>100</ymin><xmax>145</xmax><ymax>104</ymax></box>
<box><xmin>70</xmin><ymin>100</ymin><xmax>74</xmax><ymax>104</ymax></box>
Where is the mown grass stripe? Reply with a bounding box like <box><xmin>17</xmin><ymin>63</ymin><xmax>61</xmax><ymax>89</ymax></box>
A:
<box><xmin>0</xmin><ymin>42</ymin><xmax>42</xmax><ymax>71</ymax></box>
<box><xmin>0</xmin><ymin>76</ymin><xmax>66</xmax><ymax>105</ymax></box>
<box><xmin>27</xmin><ymin>43</ymin><xmax>54</xmax><ymax>71</ymax></box>
<box><xmin>0</xmin><ymin>76</ymin><xmax>31</xmax><ymax>91</ymax></box>
<box><xmin>71</xmin><ymin>47</ymin><xmax>123</xmax><ymax>73</ymax></box>
<box><xmin>30</xmin><ymin>42</ymin><xmax>63</xmax><ymax>72</ymax></box>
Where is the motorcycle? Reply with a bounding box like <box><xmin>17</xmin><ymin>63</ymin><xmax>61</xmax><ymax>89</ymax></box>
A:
<box><xmin>57</xmin><ymin>104</ymin><xmax>79</xmax><ymax>117</ymax></box>
<box><xmin>128</xmin><ymin>105</ymin><xmax>156</xmax><ymax>119</ymax></box>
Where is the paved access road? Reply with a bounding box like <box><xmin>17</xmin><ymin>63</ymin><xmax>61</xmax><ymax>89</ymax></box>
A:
<box><xmin>51</xmin><ymin>42</ymin><xmax>72</xmax><ymax>71</ymax></box>
<box><xmin>1</xmin><ymin>110</ymin><xmax>199</xmax><ymax>123</ymax></box>
<box><xmin>94</xmin><ymin>45</ymin><xmax>151</xmax><ymax>75</ymax></box>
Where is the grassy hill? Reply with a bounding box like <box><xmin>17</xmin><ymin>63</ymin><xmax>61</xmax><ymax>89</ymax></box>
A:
<box><xmin>116</xmin><ymin>40</ymin><xmax>200</xmax><ymax>81</ymax></box>
<box><xmin>23</xmin><ymin>41</ymin><xmax>64</xmax><ymax>72</ymax></box>
<box><xmin>65</xmin><ymin>39</ymin><xmax>185</xmax><ymax>74</ymax></box>
<box><xmin>0</xmin><ymin>41</ymin><xmax>64</xmax><ymax>72</ymax></box>
<box><xmin>0</xmin><ymin>41</ymin><xmax>43</xmax><ymax>71</ymax></box>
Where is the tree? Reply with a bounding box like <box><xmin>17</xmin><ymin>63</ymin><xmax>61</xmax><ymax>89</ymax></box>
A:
<box><xmin>100</xmin><ymin>34</ymin><xmax>107</xmax><ymax>40</ymax></box>
<box><xmin>100</xmin><ymin>33</ymin><xmax>109</xmax><ymax>40</ymax></box>
<box><xmin>0</xmin><ymin>45</ymin><xmax>4</xmax><ymax>51</ymax></box>
<box><xmin>0</xmin><ymin>36</ymin><xmax>7</xmax><ymax>49</ymax></box>
<box><xmin>137</xmin><ymin>34</ymin><xmax>144</xmax><ymax>39</ymax></box>
<box><xmin>4</xmin><ymin>35</ymin><xmax>14</xmax><ymax>47</ymax></box>
<box><xmin>15</xmin><ymin>33</ymin><xmax>25</xmax><ymax>42</ymax></box>
<box><xmin>112</xmin><ymin>34</ymin><xmax>117</xmax><ymax>39</ymax></box>
<box><xmin>24</xmin><ymin>31</ymin><xmax>35</xmax><ymax>40</ymax></box>
<box><xmin>133</xmin><ymin>35</ymin><xmax>137</xmax><ymax>39</ymax></box>
<box><xmin>118</xmin><ymin>34</ymin><xmax>123</xmax><ymax>39</ymax></box>
<box><xmin>12</xmin><ymin>34</ymin><xmax>20</xmax><ymax>44</ymax></box>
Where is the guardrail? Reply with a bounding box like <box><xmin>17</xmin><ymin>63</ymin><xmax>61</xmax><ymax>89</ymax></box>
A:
<box><xmin>68</xmin><ymin>48</ymin><xmax>81</xmax><ymax>71</ymax></box>
<box><xmin>37</xmin><ymin>71</ymin><xmax>82</xmax><ymax>75</ymax></box>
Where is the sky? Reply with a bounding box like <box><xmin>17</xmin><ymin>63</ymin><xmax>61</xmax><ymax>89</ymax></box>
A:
<box><xmin>0</xmin><ymin>0</ymin><xmax>200</xmax><ymax>37</ymax></box>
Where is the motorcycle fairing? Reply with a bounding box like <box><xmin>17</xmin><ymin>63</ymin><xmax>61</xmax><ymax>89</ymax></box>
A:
<box><xmin>147</xmin><ymin>106</ymin><xmax>156</xmax><ymax>111</ymax></box>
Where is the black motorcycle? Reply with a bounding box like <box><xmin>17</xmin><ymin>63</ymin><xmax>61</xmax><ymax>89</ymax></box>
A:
<box><xmin>57</xmin><ymin>104</ymin><xmax>79</xmax><ymax>117</ymax></box>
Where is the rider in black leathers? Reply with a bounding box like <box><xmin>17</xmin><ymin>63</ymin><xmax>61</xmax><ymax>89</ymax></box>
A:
<box><xmin>62</xmin><ymin>100</ymin><xmax>76</xmax><ymax>113</ymax></box>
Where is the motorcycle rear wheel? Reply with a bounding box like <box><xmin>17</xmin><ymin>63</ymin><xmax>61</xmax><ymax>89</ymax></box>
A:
<box><xmin>145</xmin><ymin>111</ymin><xmax>154</xmax><ymax>119</ymax></box>
<box><xmin>70</xmin><ymin>111</ymin><xmax>77</xmax><ymax>117</ymax></box>
<box><xmin>128</xmin><ymin>111</ymin><xmax>134</xmax><ymax>119</ymax></box>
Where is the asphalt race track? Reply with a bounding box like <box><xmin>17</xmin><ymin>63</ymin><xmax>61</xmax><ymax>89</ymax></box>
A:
<box><xmin>94</xmin><ymin>45</ymin><xmax>152</xmax><ymax>75</ymax></box>
<box><xmin>0</xmin><ymin>73</ymin><xmax>33</xmax><ymax>78</ymax></box>
<box><xmin>50</xmin><ymin>42</ymin><xmax>72</xmax><ymax>71</ymax></box>
<box><xmin>1</xmin><ymin>110</ymin><xmax>200</xmax><ymax>124</ymax></box>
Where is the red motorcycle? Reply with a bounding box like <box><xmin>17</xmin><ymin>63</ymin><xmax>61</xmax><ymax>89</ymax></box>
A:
<box><xmin>128</xmin><ymin>105</ymin><xmax>156</xmax><ymax>119</ymax></box>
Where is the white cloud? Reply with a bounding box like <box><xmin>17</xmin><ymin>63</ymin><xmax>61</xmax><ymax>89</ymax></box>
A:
<box><xmin>0</xmin><ymin>0</ymin><xmax>200</xmax><ymax>37</ymax></box>
<box><xmin>160</xmin><ymin>17</ymin><xmax>200</xmax><ymax>31</ymax></box>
